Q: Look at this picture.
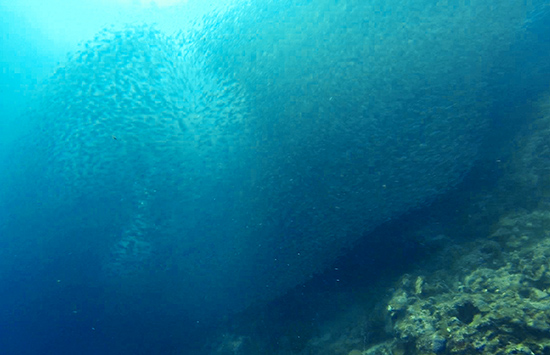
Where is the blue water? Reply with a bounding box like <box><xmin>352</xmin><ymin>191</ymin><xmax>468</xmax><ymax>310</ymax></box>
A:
<box><xmin>1</xmin><ymin>0</ymin><xmax>550</xmax><ymax>353</ymax></box>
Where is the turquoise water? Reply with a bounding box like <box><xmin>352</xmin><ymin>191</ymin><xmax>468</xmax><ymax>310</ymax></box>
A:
<box><xmin>1</xmin><ymin>0</ymin><xmax>549</xmax><ymax>353</ymax></box>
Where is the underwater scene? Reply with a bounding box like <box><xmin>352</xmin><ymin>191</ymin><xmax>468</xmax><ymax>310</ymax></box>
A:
<box><xmin>1</xmin><ymin>0</ymin><xmax>550</xmax><ymax>354</ymax></box>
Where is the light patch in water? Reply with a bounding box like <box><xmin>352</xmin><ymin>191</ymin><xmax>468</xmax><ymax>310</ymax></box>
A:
<box><xmin>109</xmin><ymin>0</ymin><xmax>189</xmax><ymax>7</ymax></box>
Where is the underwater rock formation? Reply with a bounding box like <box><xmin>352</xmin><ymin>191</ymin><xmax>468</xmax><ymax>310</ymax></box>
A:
<box><xmin>1</xmin><ymin>0</ymin><xmax>541</xmax><ymax>322</ymax></box>
<box><xmin>386</xmin><ymin>210</ymin><xmax>550</xmax><ymax>355</ymax></box>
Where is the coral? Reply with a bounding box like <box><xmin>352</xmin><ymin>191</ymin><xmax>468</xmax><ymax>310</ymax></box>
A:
<box><xmin>385</xmin><ymin>210</ymin><xmax>550</xmax><ymax>355</ymax></box>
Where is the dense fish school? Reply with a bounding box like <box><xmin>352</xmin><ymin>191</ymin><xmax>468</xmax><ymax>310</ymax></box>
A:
<box><xmin>0</xmin><ymin>0</ymin><xmax>539</xmax><ymax>321</ymax></box>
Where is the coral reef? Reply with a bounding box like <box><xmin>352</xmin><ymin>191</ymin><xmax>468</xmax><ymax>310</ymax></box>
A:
<box><xmin>387</xmin><ymin>209</ymin><xmax>550</xmax><ymax>355</ymax></box>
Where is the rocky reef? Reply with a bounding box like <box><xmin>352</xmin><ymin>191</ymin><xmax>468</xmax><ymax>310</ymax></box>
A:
<box><xmin>386</xmin><ymin>209</ymin><xmax>550</xmax><ymax>355</ymax></box>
